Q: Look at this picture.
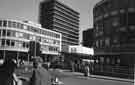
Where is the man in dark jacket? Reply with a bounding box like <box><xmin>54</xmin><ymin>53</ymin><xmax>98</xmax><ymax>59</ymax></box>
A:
<box><xmin>30</xmin><ymin>57</ymin><xmax>52</xmax><ymax>85</ymax></box>
<box><xmin>0</xmin><ymin>58</ymin><xmax>21</xmax><ymax>85</ymax></box>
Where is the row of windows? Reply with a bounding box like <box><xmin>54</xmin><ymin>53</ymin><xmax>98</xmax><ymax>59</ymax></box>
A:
<box><xmin>0</xmin><ymin>39</ymin><xmax>60</xmax><ymax>52</ymax></box>
<box><xmin>53</xmin><ymin>26</ymin><xmax>79</xmax><ymax>39</ymax></box>
<box><xmin>41</xmin><ymin>37</ymin><xmax>60</xmax><ymax>45</ymax></box>
<box><xmin>95</xmin><ymin>38</ymin><xmax>110</xmax><ymax>48</ymax></box>
<box><xmin>53</xmin><ymin>21</ymin><xmax>79</xmax><ymax>36</ymax></box>
<box><xmin>54</xmin><ymin>6</ymin><xmax>79</xmax><ymax>23</ymax></box>
<box><xmin>55</xmin><ymin>2</ymin><xmax>79</xmax><ymax>19</ymax></box>
<box><xmin>53</xmin><ymin>16</ymin><xmax>79</xmax><ymax>32</ymax></box>
<box><xmin>95</xmin><ymin>13</ymin><xmax>135</xmax><ymax>37</ymax></box>
<box><xmin>98</xmin><ymin>57</ymin><xmax>120</xmax><ymax>65</ymax></box>
<box><xmin>94</xmin><ymin>0</ymin><xmax>135</xmax><ymax>18</ymax></box>
<box><xmin>95</xmin><ymin>38</ymin><xmax>126</xmax><ymax>48</ymax></box>
<box><xmin>53</xmin><ymin>11</ymin><xmax>79</xmax><ymax>27</ymax></box>
<box><xmin>41</xmin><ymin>45</ymin><xmax>60</xmax><ymax>52</ymax></box>
<box><xmin>0</xmin><ymin>39</ymin><xmax>29</xmax><ymax>48</ymax></box>
<box><xmin>95</xmin><ymin>12</ymin><xmax>135</xmax><ymax>26</ymax></box>
<box><xmin>0</xmin><ymin>20</ymin><xmax>60</xmax><ymax>38</ymax></box>
<box><xmin>0</xmin><ymin>29</ymin><xmax>60</xmax><ymax>45</ymax></box>
<box><xmin>94</xmin><ymin>0</ymin><xmax>112</xmax><ymax>17</ymax></box>
<box><xmin>62</xmin><ymin>36</ymin><xmax>78</xmax><ymax>43</ymax></box>
<box><xmin>62</xmin><ymin>39</ymin><xmax>78</xmax><ymax>45</ymax></box>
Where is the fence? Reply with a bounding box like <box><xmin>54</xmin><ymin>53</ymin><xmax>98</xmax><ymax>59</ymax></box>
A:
<box><xmin>93</xmin><ymin>64</ymin><xmax>134</xmax><ymax>79</ymax></box>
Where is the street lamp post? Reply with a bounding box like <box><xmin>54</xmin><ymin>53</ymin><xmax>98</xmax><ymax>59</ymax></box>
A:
<box><xmin>34</xmin><ymin>41</ymin><xmax>36</xmax><ymax>58</ymax></box>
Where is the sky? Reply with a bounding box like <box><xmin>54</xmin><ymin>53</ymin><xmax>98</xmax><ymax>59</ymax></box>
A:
<box><xmin>0</xmin><ymin>0</ymin><xmax>100</xmax><ymax>42</ymax></box>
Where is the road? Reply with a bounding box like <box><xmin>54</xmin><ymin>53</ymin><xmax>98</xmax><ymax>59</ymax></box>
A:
<box><xmin>16</xmin><ymin>67</ymin><xmax>134</xmax><ymax>85</ymax></box>
<box><xmin>53</xmin><ymin>69</ymin><xmax>133</xmax><ymax>85</ymax></box>
<box><xmin>61</xmin><ymin>76</ymin><xmax>133</xmax><ymax>85</ymax></box>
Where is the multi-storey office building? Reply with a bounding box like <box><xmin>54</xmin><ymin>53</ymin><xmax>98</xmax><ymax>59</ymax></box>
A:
<box><xmin>83</xmin><ymin>28</ymin><xmax>94</xmax><ymax>48</ymax></box>
<box><xmin>0</xmin><ymin>19</ymin><xmax>61</xmax><ymax>61</ymax></box>
<box><xmin>39</xmin><ymin>0</ymin><xmax>80</xmax><ymax>52</ymax></box>
<box><xmin>93</xmin><ymin>0</ymin><xmax>135</xmax><ymax>79</ymax></box>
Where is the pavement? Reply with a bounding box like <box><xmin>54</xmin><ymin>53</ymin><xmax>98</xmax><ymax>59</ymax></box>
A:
<box><xmin>54</xmin><ymin>69</ymin><xmax>134</xmax><ymax>83</ymax></box>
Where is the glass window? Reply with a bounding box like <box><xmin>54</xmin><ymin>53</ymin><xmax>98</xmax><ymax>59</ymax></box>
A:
<box><xmin>2</xmin><ymin>30</ymin><xmax>6</xmax><ymax>36</ymax></box>
<box><xmin>106</xmin><ymin>58</ymin><xmax>110</xmax><ymax>64</ymax></box>
<box><xmin>36</xmin><ymin>36</ymin><xmax>41</xmax><ymax>42</ymax></box>
<box><xmin>112</xmin><ymin>17</ymin><xmax>120</xmax><ymax>27</ymax></box>
<box><xmin>117</xmin><ymin>58</ymin><xmax>120</xmax><ymax>64</ymax></box>
<box><xmin>26</xmin><ymin>43</ymin><xmax>29</xmax><ymax>48</ymax></box>
<box><xmin>120</xmin><ymin>13</ymin><xmax>127</xmax><ymax>26</ymax></box>
<box><xmin>6</xmin><ymin>39</ymin><xmax>10</xmax><ymax>46</ymax></box>
<box><xmin>17</xmin><ymin>22</ymin><xmax>20</xmax><ymax>28</ymax></box>
<box><xmin>128</xmin><ymin>13</ymin><xmax>135</xmax><ymax>25</ymax></box>
<box><xmin>99</xmin><ymin>40</ymin><xmax>103</xmax><ymax>48</ymax></box>
<box><xmin>19</xmin><ymin>33</ymin><xmax>23</xmax><ymax>37</ymax></box>
<box><xmin>129</xmin><ymin>26</ymin><xmax>135</xmax><ymax>30</ymax></box>
<box><xmin>100</xmin><ymin>57</ymin><xmax>104</xmax><ymax>63</ymax></box>
<box><xmin>113</xmin><ymin>37</ymin><xmax>118</xmax><ymax>43</ymax></box>
<box><xmin>15</xmin><ymin>32</ymin><xmax>19</xmax><ymax>37</ymax></box>
<box><xmin>8</xmin><ymin>21</ymin><xmax>12</xmax><ymax>27</ymax></box>
<box><xmin>105</xmin><ymin>38</ymin><xmax>110</xmax><ymax>47</ymax></box>
<box><xmin>0</xmin><ymin>30</ymin><xmax>1</xmax><ymax>36</ymax></box>
<box><xmin>23</xmin><ymin>33</ymin><xmax>29</xmax><ymax>39</ymax></box>
<box><xmin>10</xmin><ymin>31</ymin><xmax>16</xmax><ymax>37</ymax></box>
<box><xmin>12</xmin><ymin>22</ymin><xmax>17</xmax><ymax>28</ymax></box>
<box><xmin>119</xmin><ymin>27</ymin><xmax>126</xmax><ymax>32</ymax></box>
<box><xmin>11</xmin><ymin>40</ymin><xmax>15</xmax><ymax>46</ymax></box>
<box><xmin>23</xmin><ymin>25</ymin><xmax>27</xmax><ymax>30</ymax></box>
<box><xmin>3</xmin><ymin>20</ymin><xmax>7</xmax><ymax>27</ymax></box>
<box><xmin>0</xmin><ymin>39</ymin><xmax>1</xmax><ymax>46</ymax></box>
<box><xmin>7</xmin><ymin>30</ymin><xmax>11</xmax><ymax>36</ymax></box>
<box><xmin>23</xmin><ymin>42</ymin><xmax>25</xmax><ymax>48</ymax></box>
<box><xmin>1</xmin><ymin>39</ymin><xmax>5</xmax><ymax>46</ymax></box>
<box><xmin>18</xmin><ymin>41</ymin><xmax>22</xmax><ymax>47</ymax></box>
<box><xmin>20</xmin><ymin>24</ymin><xmax>24</xmax><ymax>29</ymax></box>
<box><xmin>0</xmin><ymin>20</ymin><xmax>2</xmax><ymax>27</ymax></box>
<box><xmin>96</xmin><ymin>40</ymin><xmax>99</xmax><ymax>48</ymax></box>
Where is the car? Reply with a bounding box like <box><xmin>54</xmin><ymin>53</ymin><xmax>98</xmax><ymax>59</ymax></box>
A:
<box><xmin>50</xmin><ymin>61</ymin><xmax>64</xmax><ymax>69</ymax></box>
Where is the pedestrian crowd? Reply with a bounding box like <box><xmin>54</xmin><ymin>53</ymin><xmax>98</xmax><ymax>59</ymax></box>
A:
<box><xmin>70</xmin><ymin>60</ymin><xmax>93</xmax><ymax>77</ymax></box>
<box><xmin>0</xmin><ymin>57</ymin><xmax>63</xmax><ymax>85</ymax></box>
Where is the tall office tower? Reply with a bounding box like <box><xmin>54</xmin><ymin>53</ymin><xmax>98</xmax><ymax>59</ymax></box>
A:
<box><xmin>39</xmin><ymin>0</ymin><xmax>80</xmax><ymax>52</ymax></box>
<box><xmin>93</xmin><ymin>0</ymin><xmax>135</xmax><ymax>79</ymax></box>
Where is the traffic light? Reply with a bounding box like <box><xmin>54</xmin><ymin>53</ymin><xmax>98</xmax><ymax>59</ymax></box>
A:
<box><xmin>28</xmin><ymin>41</ymin><xmax>41</xmax><ymax>59</ymax></box>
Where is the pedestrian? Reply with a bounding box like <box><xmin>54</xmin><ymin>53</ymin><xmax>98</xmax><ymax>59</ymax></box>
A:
<box><xmin>0</xmin><ymin>58</ymin><xmax>22</xmax><ymax>85</ymax></box>
<box><xmin>84</xmin><ymin>63</ymin><xmax>90</xmax><ymax>77</ymax></box>
<box><xmin>29</xmin><ymin>57</ymin><xmax>52</xmax><ymax>85</ymax></box>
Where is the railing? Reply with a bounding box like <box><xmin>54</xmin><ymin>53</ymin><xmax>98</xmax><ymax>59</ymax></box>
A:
<box><xmin>93</xmin><ymin>64</ymin><xmax>134</xmax><ymax>79</ymax></box>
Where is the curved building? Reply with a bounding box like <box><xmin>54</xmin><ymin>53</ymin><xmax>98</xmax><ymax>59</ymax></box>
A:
<box><xmin>0</xmin><ymin>19</ymin><xmax>61</xmax><ymax>61</ymax></box>
<box><xmin>93</xmin><ymin>0</ymin><xmax>135</xmax><ymax>79</ymax></box>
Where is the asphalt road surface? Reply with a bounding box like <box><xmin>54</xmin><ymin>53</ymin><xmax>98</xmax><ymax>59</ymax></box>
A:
<box><xmin>53</xmin><ymin>69</ymin><xmax>133</xmax><ymax>85</ymax></box>
<box><xmin>61</xmin><ymin>76</ymin><xmax>133</xmax><ymax>85</ymax></box>
<box><xmin>15</xmin><ymin>67</ymin><xmax>133</xmax><ymax>85</ymax></box>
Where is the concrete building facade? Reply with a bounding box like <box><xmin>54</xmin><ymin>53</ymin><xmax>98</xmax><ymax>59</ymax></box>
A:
<box><xmin>0</xmin><ymin>19</ymin><xmax>61</xmax><ymax>61</ymax></box>
<box><xmin>93</xmin><ymin>0</ymin><xmax>135</xmax><ymax>79</ymax></box>
<box><xmin>39</xmin><ymin>0</ymin><xmax>80</xmax><ymax>52</ymax></box>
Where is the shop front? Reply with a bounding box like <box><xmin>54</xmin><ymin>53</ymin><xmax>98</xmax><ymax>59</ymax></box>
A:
<box><xmin>93</xmin><ymin>53</ymin><xmax>134</xmax><ymax>79</ymax></box>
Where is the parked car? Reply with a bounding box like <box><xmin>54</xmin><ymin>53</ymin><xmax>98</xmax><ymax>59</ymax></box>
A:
<box><xmin>50</xmin><ymin>61</ymin><xmax>64</xmax><ymax>69</ymax></box>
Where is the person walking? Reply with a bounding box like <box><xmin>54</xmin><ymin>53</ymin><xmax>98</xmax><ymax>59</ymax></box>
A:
<box><xmin>84</xmin><ymin>63</ymin><xmax>90</xmax><ymax>77</ymax></box>
<box><xmin>30</xmin><ymin>57</ymin><xmax>52</xmax><ymax>85</ymax></box>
